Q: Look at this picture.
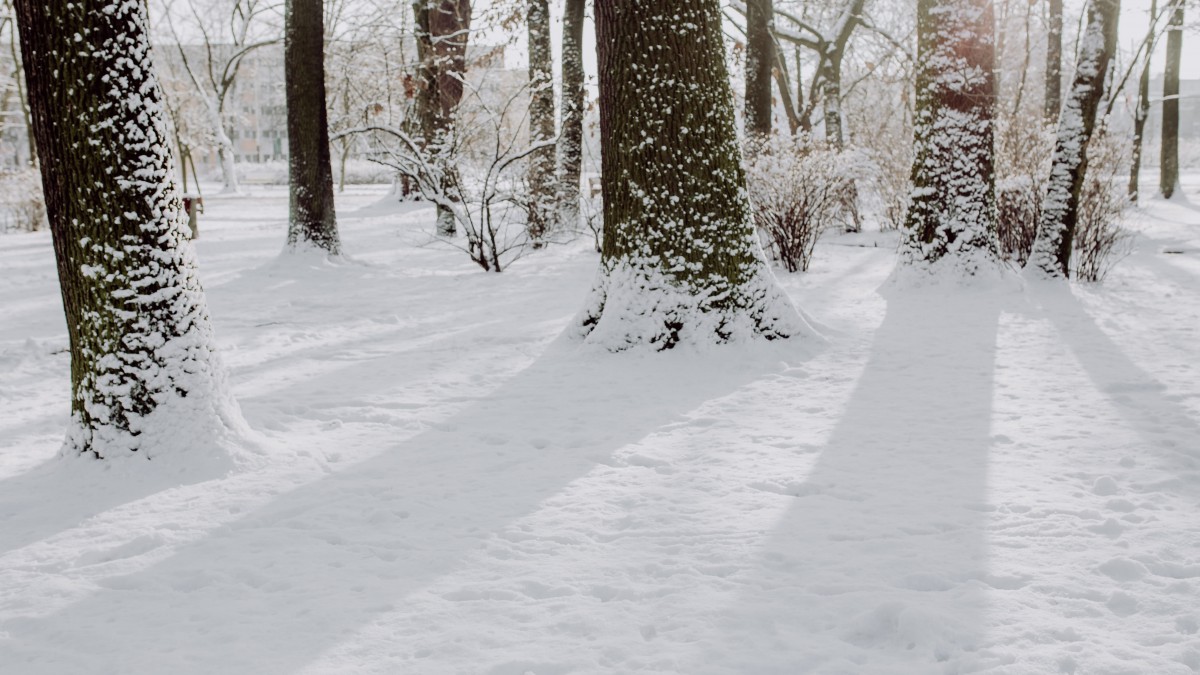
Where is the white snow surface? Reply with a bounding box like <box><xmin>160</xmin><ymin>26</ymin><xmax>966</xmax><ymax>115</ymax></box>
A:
<box><xmin>1</xmin><ymin>180</ymin><xmax>1199</xmax><ymax>674</ymax></box>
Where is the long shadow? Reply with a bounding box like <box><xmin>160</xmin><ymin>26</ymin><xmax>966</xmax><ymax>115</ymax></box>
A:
<box><xmin>0</xmin><ymin>338</ymin><xmax>810</xmax><ymax>674</ymax></box>
<box><xmin>1034</xmin><ymin>288</ymin><xmax>1200</xmax><ymax>502</ymax></box>
<box><xmin>697</xmin><ymin>288</ymin><xmax>1004</xmax><ymax>673</ymax></box>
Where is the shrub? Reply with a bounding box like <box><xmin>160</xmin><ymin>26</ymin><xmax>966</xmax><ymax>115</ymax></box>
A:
<box><xmin>1073</xmin><ymin>125</ymin><xmax>1133</xmax><ymax>282</ymax></box>
<box><xmin>0</xmin><ymin>169</ymin><xmax>47</xmax><ymax>233</ymax></box>
<box><xmin>744</xmin><ymin>134</ymin><xmax>863</xmax><ymax>273</ymax></box>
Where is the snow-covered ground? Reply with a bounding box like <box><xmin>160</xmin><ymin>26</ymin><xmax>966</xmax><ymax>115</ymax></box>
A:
<box><xmin>0</xmin><ymin>178</ymin><xmax>1198</xmax><ymax>674</ymax></box>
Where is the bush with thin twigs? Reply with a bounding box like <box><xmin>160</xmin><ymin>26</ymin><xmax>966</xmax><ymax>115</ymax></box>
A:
<box><xmin>1073</xmin><ymin>125</ymin><xmax>1134</xmax><ymax>282</ymax></box>
<box><xmin>744</xmin><ymin>134</ymin><xmax>865</xmax><ymax>273</ymax></box>
<box><xmin>0</xmin><ymin>169</ymin><xmax>47</xmax><ymax>234</ymax></box>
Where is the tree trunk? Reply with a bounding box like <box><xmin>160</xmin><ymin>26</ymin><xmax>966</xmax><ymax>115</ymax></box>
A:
<box><xmin>820</xmin><ymin>55</ymin><xmax>844</xmax><ymax>149</ymax></box>
<box><xmin>285</xmin><ymin>0</ymin><xmax>341</xmax><ymax>255</ymax></box>
<box><xmin>1045</xmin><ymin>0</ymin><xmax>1063</xmax><ymax>120</ymax></box>
<box><xmin>744</xmin><ymin>0</ymin><xmax>773</xmax><ymax>139</ymax></box>
<box><xmin>899</xmin><ymin>0</ymin><xmax>1002</xmax><ymax>277</ymax></box>
<box><xmin>1128</xmin><ymin>0</ymin><xmax>1156</xmax><ymax>202</ymax></box>
<box><xmin>526</xmin><ymin>0</ymin><xmax>556</xmax><ymax>246</ymax></box>
<box><xmin>557</xmin><ymin>0</ymin><xmax>586</xmax><ymax>231</ymax></box>
<box><xmin>14</xmin><ymin>0</ymin><xmax>240</xmax><ymax>459</ymax></box>
<box><xmin>1160</xmin><ymin>0</ymin><xmax>1183</xmax><ymax>199</ymax></box>
<box><xmin>412</xmin><ymin>0</ymin><xmax>472</xmax><ymax>236</ymax></box>
<box><xmin>580</xmin><ymin>0</ymin><xmax>810</xmax><ymax>350</ymax></box>
<box><xmin>1027</xmin><ymin>0</ymin><xmax>1119</xmax><ymax>278</ymax></box>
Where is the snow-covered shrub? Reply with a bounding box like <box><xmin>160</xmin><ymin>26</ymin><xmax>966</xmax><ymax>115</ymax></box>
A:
<box><xmin>1073</xmin><ymin>126</ymin><xmax>1133</xmax><ymax>282</ymax></box>
<box><xmin>995</xmin><ymin>119</ymin><xmax>1054</xmax><ymax>265</ymax></box>
<box><xmin>744</xmin><ymin>134</ymin><xmax>863</xmax><ymax>273</ymax></box>
<box><xmin>0</xmin><ymin>169</ymin><xmax>47</xmax><ymax>233</ymax></box>
<box><xmin>995</xmin><ymin>116</ymin><xmax>1131</xmax><ymax>280</ymax></box>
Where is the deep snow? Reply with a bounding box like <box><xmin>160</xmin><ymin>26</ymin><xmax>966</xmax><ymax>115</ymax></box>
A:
<box><xmin>0</xmin><ymin>178</ymin><xmax>1198</xmax><ymax>674</ymax></box>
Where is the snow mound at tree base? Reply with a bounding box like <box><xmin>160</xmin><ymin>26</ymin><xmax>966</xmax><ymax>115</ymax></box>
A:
<box><xmin>575</xmin><ymin>262</ymin><xmax>821</xmax><ymax>351</ymax></box>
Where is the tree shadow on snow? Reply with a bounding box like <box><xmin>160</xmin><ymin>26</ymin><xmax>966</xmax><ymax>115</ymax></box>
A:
<box><xmin>1033</xmin><ymin>287</ymin><xmax>1200</xmax><ymax>502</ymax></box>
<box><xmin>694</xmin><ymin>288</ymin><xmax>1007</xmax><ymax>673</ymax></box>
<box><xmin>0</xmin><ymin>336</ymin><xmax>813</xmax><ymax>674</ymax></box>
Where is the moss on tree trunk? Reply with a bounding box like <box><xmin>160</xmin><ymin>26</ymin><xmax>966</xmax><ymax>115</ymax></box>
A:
<box><xmin>15</xmin><ymin>0</ymin><xmax>239</xmax><ymax>459</ymax></box>
<box><xmin>579</xmin><ymin>0</ymin><xmax>808</xmax><ymax>350</ymax></box>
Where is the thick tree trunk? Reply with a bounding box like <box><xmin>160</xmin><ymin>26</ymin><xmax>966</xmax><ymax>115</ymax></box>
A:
<box><xmin>412</xmin><ymin>0</ymin><xmax>472</xmax><ymax>236</ymax></box>
<box><xmin>1160</xmin><ymin>0</ymin><xmax>1183</xmax><ymax>199</ymax></box>
<box><xmin>285</xmin><ymin>0</ymin><xmax>341</xmax><ymax>255</ymax></box>
<box><xmin>557</xmin><ymin>0</ymin><xmax>586</xmax><ymax>231</ymax></box>
<box><xmin>1045</xmin><ymin>0</ymin><xmax>1063</xmax><ymax>120</ymax></box>
<box><xmin>1027</xmin><ymin>0</ymin><xmax>1119</xmax><ymax>278</ymax></box>
<box><xmin>1128</xmin><ymin>0</ymin><xmax>1156</xmax><ymax>202</ymax></box>
<box><xmin>820</xmin><ymin>56</ymin><xmax>844</xmax><ymax>149</ymax></box>
<box><xmin>899</xmin><ymin>0</ymin><xmax>1002</xmax><ymax>277</ymax></box>
<box><xmin>579</xmin><ymin>0</ymin><xmax>810</xmax><ymax>350</ymax></box>
<box><xmin>14</xmin><ymin>0</ymin><xmax>240</xmax><ymax>459</ymax></box>
<box><xmin>744</xmin><ymin>0</ymin><xmax>773</xmax><ymax>139</ymax></box>
<box><xmin>526</xmin><ymin>0</ymin><xmax>556</xmax><ymax>246</ymax></box>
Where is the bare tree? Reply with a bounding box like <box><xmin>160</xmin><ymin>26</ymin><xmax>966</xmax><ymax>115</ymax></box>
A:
<box><xmin>579</xmin><ymin>0</ymin><xmax>810</xmax><ymax>349</ymax></box>
<box><xmin>744</xmin><ymin>0</ymin><xmax>774</xmax><ymax>138</ymax></box>
<box><xmin>525</xmin><ymin>0</ymin><xmax>555</xmax><ymax>246</ymax></box>
<box><xmin>15</xmin><ymin>0</ymin><xmax>240</xmax><ymax>459</ymax></box>
<box><xmin>556</xmin><ymin>0</ymin><xmax>586</xmax><ymax>230</ymax></box>
<box><xmin>1027</xmin><ymin>0</ymin><xmax>1120</xmax><ymax>279</ymax></box>
<box><xmin>1160</xmin><ymin>0</ymin><xmax>1184</xmax><ymax>199</ymax></box>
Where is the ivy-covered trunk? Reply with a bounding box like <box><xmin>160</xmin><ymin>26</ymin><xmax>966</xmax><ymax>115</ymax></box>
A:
<box><xmin>579</xmin><ymin>0</ymin><xmax>809</xmax><ymax>350</ymax></box>
<box><xmin>898</xmin><ymin>0</ymin><xmax>1002</xmax><ymax>278</ymax></box>
<box><xmin>556</xmin><ymin>0</ymin><xmax>586</xmax><ymax>230</ymax></box>
<box><xmin>285</xmin><ymin>0</ymin><xmax>341</xmax><ymax>255</ymax></box>
<box><xmin>526</xmin><ymin>0</ymin><xmax>556</xmax><ymax>246</ymax></box>
<box><xmin>15</xmin><ymin>0</ymin><xmax>240</xmax><ymax>460</ymax></box>
<box><xmin>1027</xmin><ymin>0</ymin><xmax>1119</xmax><ymax>279</ymax></box>
<box><xmin>1160</xmin><ymin>0</ymin><xmax>1183</xmax><ymax>199</ymax></box>
<box><xmin>744</xmin><ymin>0</ymin><xmax>774</xmax><ymax>139</ymax></box>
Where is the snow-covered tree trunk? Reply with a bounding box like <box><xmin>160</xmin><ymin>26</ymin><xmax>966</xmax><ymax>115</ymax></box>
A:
<box><xmin>526</xmin><ymin>0</ymin><xmax>556</xmax><ymax>246</ymax></box>
<box><xmin>1027</xmin><ymin>0</ymin><xmax>1119</xmax><ymax>279</ymax></box>
<box><xmin>1045</xmin><ymin>0</ymin><xmax>1063</xmax><ymax>120</ymax></box>
<box><xmin>579</xmin><ymin>0</ymin><xmax>811</xmax><ymax>350</ymax></box>
<box><xmin>556</xmin><ymin>0</ymin><xmax>586</xmax><ymax>231</ymax></box>
<box><xmin>898</xmin><ymin>0</ymin><xmax>1002</xmax><ymax>278</ymax></box>
<box><xmin>14</xmin><ymin>0</ymin><xmax>241</xmax><ymax>460</ymax></box>
<box><xmin>1128</xmin><ymin>0</ymin><xmax>1157</xmax><ymax>203</ymax></box>
<box><xmin>1160</xmin><ymin>0</ymin><xmax>1183</xmax><ymax>199</ymax></box>
<box><xmin>211</xmin><ymin>106</ymin><xmax>242</xmax><ymax>195</ymax></box>
<box><xmin>412</xmin><ymin>0</ymin><xmax>472</xmax><ymax>237</ymax></box>
<box><xmin>744</xmin><ymin>0</ymin><xmax>774</xmax><ymax>139</ymax></box>
<box><xmin>285</xmin><ymin>0</ymin><xmax>341</xmax><ymax>255</ymax></box>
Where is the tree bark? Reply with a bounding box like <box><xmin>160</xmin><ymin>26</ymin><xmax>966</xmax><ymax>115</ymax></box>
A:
<box><xmin>744</xmin><ymin>0</ymin><xmax>774</xmax><ymax>139</ymax></box>
<box><xmin>1160</xmin><ymin>0</ymin><xmax>1183</xmax><ymax>199</ymax></box>
<box><xmin>1027</xmin><ymin>0</ymin><xmax>1120</xmax><ymax>278</ymax></box>
<box><xmin>412</xmin><ymin>0</ymin><xmax>472</xmax><ymax>236</ymax></box>
<box><xmin>557</xmin><ymin>0</ymin><xmax>586</xmax><ymax>230</ymax></box>
<box><xmin>526</xmin><ymin>0</ymin><xmax>556</xmax><ymax>246</ymax></box>
<box><xmin>14</xmin><ymin>0</ymin><xmax>239</xmax><ymax>459</ymax></box>
<box><xmin>899</xmin><ymin>0</ymin><xmax>1002</xmax><ymax>277</ymax></box>
<box><xmin>1045</xmin><ymin>0</ymin><xmax>1063</xmax><ymax>120</ymax></box>
<box><xmin>1128</xmin><ymin>0</ymin><xmax>1156</xmax><ymax>202</ymax></box>
<box><xmin>285</xmin><ymin>0</ymin><xmax>341</xmax><ymax>255</ymax></box>
<box><xmin>580</xmin><ymin>0</ymin><xmax>810</xmax><ymax>350</ymax></box>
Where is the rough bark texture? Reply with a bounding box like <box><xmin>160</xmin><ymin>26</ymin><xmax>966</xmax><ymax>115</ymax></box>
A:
<box><xmin>526</xmin><ymin>0</ymin><xmax>556</xmax><ymax>246</ymax></box>
<box><xmin>1027</xmin><ymin>0</ymin><xmax>1119</xmax><ymax>278</ymax></box>
<box><xmin>285</xmin><ymin>0</ymin><xmax>341</xmax><ymax>255</ymax></box>
<box><xmin>579</xmin><ymin>0</ymin><xmax>809</xmax><ymax>350</ymax></box>
<box><xmin>14</xmin><ymin>0</ymin><xmax>239</xmax><ymax>459</ymax></box>
<box><xmin>557</xmin><ymin>0</ymin><xmax>586</xmax><ymax>230</ymax></box>
<box><xmin>899</xmin><ymin>0</ymin><xmax>1002</xmax><ymax>278</ymax></box>
<box><xmin>1045</xmin><ymin>0</ymin><xmax>1063</xmax><ymax>120</ymax></box>
<box><xmin>412</xmin><ymin>0</ymin><xmax>472</xmax><ymax>236</ymax></box>
<box><xmin>1160</xmin><ymin>0</ymin><xmax>1183</xmax><ymax>199</ymax></box>
<box><xmin>1128</xmin><ymin>0</ymin><xmax>1156</xmax><ymax>202</ymax></box>
<box><xmin>744</xmin><ymin>0</ymin><xmax>774</xmax><ymax>139</ymax></box>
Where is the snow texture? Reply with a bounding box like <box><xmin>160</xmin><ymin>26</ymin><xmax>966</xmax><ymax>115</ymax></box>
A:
<box><xmin>1</xmin><ymin>177</ymin><xmax>1198</xmax><ymax>672</ymax></box>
